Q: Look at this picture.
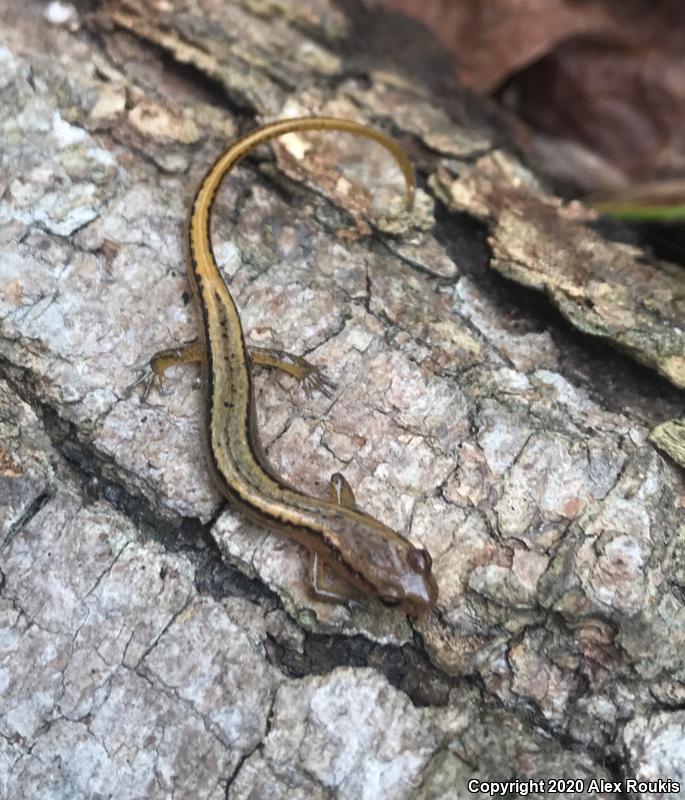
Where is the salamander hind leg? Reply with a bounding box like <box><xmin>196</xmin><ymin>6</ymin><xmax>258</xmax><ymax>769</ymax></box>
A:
<box><xmin>125</xmin><ymin>338</ymin><xmax>204</xmax><ymax>402</ymax></box>
<box><xmin>248</xmin><ymin>345</ymin><xmax>336</xmax><ymax>399</ymax></box>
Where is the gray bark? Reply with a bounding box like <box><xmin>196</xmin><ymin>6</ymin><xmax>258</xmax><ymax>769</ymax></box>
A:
<box><xmin>1</xmin><ymin>1</ymin><xmax>684</xmax><ymax>798</ymax></box>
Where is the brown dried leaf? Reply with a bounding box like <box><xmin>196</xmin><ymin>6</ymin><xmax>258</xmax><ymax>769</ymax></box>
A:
<box><xmin>379</xmin><ymin>0</ymin><xmax>616</xmax><ymax>91</ymax></box>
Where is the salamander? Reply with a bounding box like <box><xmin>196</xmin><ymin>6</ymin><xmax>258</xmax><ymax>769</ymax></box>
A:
<box><xmin>132</xmin><ymin>117</ymin><xmax>438</xmax><ymax>616</ymax></box>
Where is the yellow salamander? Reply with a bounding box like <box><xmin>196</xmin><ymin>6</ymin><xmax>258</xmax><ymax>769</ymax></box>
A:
<box><xmin>133</xmin><ymin>117</ymin><xmax>438</xmax><ymax>616</ymax></box>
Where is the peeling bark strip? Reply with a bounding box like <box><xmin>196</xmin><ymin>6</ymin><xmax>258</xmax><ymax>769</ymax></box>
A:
<box><xmin>0</xmin><ymin>1</ymin><xmax>684</xmax><ymax>798</ymax></box>
<box><xmin>431</xmin><ymin>154</ymin><xmax>685</xmax><ymax>391</ymax></box>
<box><xmin>651</xmin><ymin>417</ymin><xmax>685</xmax><ymax>469</ymax></box>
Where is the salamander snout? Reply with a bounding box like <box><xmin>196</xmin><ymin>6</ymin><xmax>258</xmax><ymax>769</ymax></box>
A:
<box><xmin>377</xmin><ymin>546</ymin><xmax>438</xmax><ymax>616</ymax></box>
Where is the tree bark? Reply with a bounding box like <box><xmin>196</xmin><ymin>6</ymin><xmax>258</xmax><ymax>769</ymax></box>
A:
<box><xmin>1</xmin><ymin>1</ymin><xmax>683</xmax><ymax>798</ymax></box>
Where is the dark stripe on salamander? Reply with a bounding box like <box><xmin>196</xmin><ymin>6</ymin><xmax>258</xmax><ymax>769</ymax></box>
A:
<box><xmin>191</xmin><ymin>179</ymin><xmax>268</xmax><ymax>496</ymax></box>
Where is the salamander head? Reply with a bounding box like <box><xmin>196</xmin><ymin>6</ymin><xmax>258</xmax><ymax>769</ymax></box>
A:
<box><xmin>324</xmin><ymin>504</ymin><xmax>439</xmax><ymax>617</ymax></box>
<box><xmin>375</xmin><ymin>545</ymin><xmax>438</xmax><ymax>617</ymax></box>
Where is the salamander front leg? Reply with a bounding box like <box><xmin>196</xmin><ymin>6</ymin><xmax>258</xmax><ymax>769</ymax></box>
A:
<box><xmin>305</xmin><ymin>472</ymin><xmax>363</xmax><ymax>611</ymax></box>
<box><xmin>248</xmin><ymin>345</ymin><xmax>337</xmax><ymax>399</ymax></box>
<box><xmin>308</xmin><ymin>551</ymin><xmax>361</xmax><ymax>612</ymax></box>
<box><xmin>326</xmin><ymin>472</ymin><xmax>357</xmax><ymax>509</ymax></box>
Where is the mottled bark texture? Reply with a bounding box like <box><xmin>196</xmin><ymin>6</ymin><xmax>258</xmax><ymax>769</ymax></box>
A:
<box><xmin>1</xmin><ymin>1</ymin><xmax>684</xmax><ymax>799</ymax></box>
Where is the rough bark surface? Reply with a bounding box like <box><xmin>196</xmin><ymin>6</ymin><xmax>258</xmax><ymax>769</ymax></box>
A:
<box><xmin>1</xmin><ymin>1</ymin><xmax>684</xmax><ymax>799</ymax></box>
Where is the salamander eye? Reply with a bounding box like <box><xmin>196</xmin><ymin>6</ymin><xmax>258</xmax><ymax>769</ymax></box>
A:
<box><xmin>378</xmin><ymin>585</ymin><xmax>404</xmax><ymax>607</ymax></box>
<box><xmin>407</xmin><ymin>547</ymin><xmax>432</xmax><ymax>574</ymax></box>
